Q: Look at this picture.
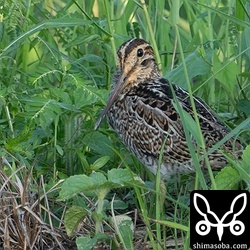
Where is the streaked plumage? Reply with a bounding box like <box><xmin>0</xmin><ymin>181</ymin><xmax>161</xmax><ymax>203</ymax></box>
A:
<box><xmin>95</xmin><ymin>38</ymin><xmax>242</xmax><ymax>180</ymax></box>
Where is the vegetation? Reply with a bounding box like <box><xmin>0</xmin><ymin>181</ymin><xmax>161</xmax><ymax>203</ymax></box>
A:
<box><xmin>0</xmin><ymin>0</ymin><xmax>249</xmax><ymax>249</ymax></box>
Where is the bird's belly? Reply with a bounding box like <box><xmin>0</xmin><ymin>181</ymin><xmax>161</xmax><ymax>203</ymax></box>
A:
<box><xmin>107</xmin><ymin>107</ymin><xmax>195</xmax><ymax>180</ymax></box>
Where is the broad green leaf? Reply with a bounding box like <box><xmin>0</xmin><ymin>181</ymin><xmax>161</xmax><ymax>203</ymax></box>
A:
<box><xmin>113</xmin><ymin>216</ymin><xmax>134</xmax><ymax>249</ymax></box>
<box><xmin>59</xmin><ymin>170</ymin><xmax>141</xmax><ymax>202</ymax></box>
<box><xmin>82</xmin><ymin>132</ymin><xmax>114</xmax><ymax>159</ymax></box>
<box><xmin>91</xmin><ymin>156</ymin><xmax>110</xmax><ymax>171</ymax></box>
<box><xmin>64</xmin><ymin>206</ymin><xmax>87</xmax><ymax>237</ymax></box>
<box><xmin>59</xmin><ymin>170</ymin><xmax>137</xmax><ymax>201</ymax></box>
<box><xmin>242</xmin><ymin>145</ymin><xmax>250</xmax><ymax>163</ymax></box>
<box><xmin>106</xmin><ymin>199</ymin><xmax>128</xmax><ymax>210</ymax></box>
<box><xmin>213</xmin><ymin>54</ymin><xmax>239</xmax><ymax>92</ymax></box>
<box><xmin>76</xmin><ymin>234</ymin><xmax>109</xmax><ymax>250</ymax></box>
<box><xmin>89</xmin><ymin>172</ymin><xmax>107</xmax><ymax>185</ymax></box>
<box><xmin>166</xmin><ymin>48</ymin><xmax>213</xmax><ymax>88</ymax></box>
<box><xmin>107</xmin><ymin>169</ymin><xmax>134</xmax><ymax>184</ymax></box>
<box><xmin>237</xmin><ymin>145</ymin><xmax>250</xmax><ymax>184</ymax></box>
<box><xmin>89</xmin><ymin>172</ymin><xmax>124</xmax><ymax>197</ymax></box>
<box><xmin>214</xmin><ymin>166</ymin><xmax>241</xmax><ymax>190</ymax></box>
<box><xmin>237</xmin><ymin>99</ymin><xmax>250</xmax><ymax>116</ymax></box>
<box><xmin>56</xmin><ymin>145</ymin><xmax>64</xmax><ymax>156</ymax></box>
<box><xmin>58</xmin><ymin>175</ymin><xmax>93</xmax><ymax>200</ymax></box>
<box><xmin>76</xmin><ymin>236</ymin><xmax>97</xmax><ymax>250</ymax></box>
<box><xmin>59</xmin><ymin>173</ymin><xmax>115</xmax><ymax>201</ymax></box>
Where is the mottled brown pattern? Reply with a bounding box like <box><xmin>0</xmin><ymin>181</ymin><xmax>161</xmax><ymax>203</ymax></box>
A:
<box><xmin>95</xmin><ymin>38</ymin><xmax>242</xmax><ymax>180</ymax></box>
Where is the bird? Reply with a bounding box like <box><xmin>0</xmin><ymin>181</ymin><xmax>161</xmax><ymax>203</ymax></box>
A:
<box><xmin>94</xmin><ymin>38</ymin><xmax>242</xmax><ymax>180</ymax></box>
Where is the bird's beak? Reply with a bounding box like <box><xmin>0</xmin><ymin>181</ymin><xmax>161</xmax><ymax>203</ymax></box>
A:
<box><xmin>94</xmin><ymin>72</ymin><xmax>125</xmax><ymax>130</ymax></box>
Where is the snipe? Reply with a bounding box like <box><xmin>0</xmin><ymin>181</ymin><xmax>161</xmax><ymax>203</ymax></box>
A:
<box><xmin>95</xmin><ymin>38</ymin><xmax>242</xmax><ymax>180</ymax></box>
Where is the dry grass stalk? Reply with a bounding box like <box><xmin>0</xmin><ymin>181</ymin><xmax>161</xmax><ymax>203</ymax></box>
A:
<box><xmin>0</xmin><ymin>156</ymin><xmax>72</xmax><ymax>250</ymax></box>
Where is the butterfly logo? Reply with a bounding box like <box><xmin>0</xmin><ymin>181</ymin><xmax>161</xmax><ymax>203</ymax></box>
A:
<box><xmin>193</xmin><ymin>193</ymin><xmax>247</xmax><ymax>241</ymax></box>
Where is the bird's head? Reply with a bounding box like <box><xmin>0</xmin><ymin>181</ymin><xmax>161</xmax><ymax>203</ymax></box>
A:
<box><xmin>94</xmin><ymin>38</ymin><xmax>160</xmax><ymax>129</ymax></box>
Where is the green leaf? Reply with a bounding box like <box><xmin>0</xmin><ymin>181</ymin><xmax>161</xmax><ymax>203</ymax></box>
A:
<box><xmin>107</xmin><ymin>169</ymin><xmax>134</xmax><ymax>184</ymax></box>
<box><xmin>214</xmin><ymin>166</ymin><xmax>241</xmax><ymax>190</ymax></box>
<box><xmin>166</xmin><ymin>48</ymin><xmax>213</xmax><ymax>88</ymax></box>
<box><xmin>59</xmin><ymin>173</ymin><xmax>113</xmax><ymax>201</ymax></box>
<box><xmin>58</xmin><ymin>170</ymin><xmax>139</xmax><ymax>202</ymax></box>
<box><xmin>64</xmin><ymin>206</ymin><xmax>87</xmax><ymax>237</ymax></box>
<box><xmin>82</xmin><ymin>132</ymin><xmax>114</xmax><ymax>159</ymax></box>
<box><xmin>106</xmin><ymin>199</ymin><xmax>128</xmax><ymax>210</ymax></box>
<box><xmin>89</xmin><ymin>172</ymin><xmax>107</xmax><ymax>185</ymax></box>
<box><xmin>76</xmin><ymin>236</ymin><xmax>97</xmax><ymax>250</ymax></box>
<box><xmin>242</xmin><ymin>145</ymin><xmax>250</xmax><ymax>163</ymax></box>
<box><xmin>237</xmin><ymin>99</ymin><xmax>250</xmax><ymax>116</ymax></box>
<box><xmin>213</xmin><ymin>54</ymin><xmax>239</xmax><ymax>92</ymax></box>
<box><xmin>58</xmin><ymin>175</ymin><xmax>93</xmax><ymax>200</ymax></box>
<box><xmin>76</xmin><ymin>234</ymin><xmax>109</xmax><ymax>250</ymax></box>
<box><xmin>237</xmin><ymin>145</ymin><xmax>250</xmax><ymax>184</ymax></box>
<box><xmin>91</xmin><ymin>156</ymin><xmax>110</xmax><ymax>171</ymax></box>
<box><xmin>56</xmin><ymin>145</ymin><xmax>64</xmax><ymax>156</ymax></box>
<box><xmin>113</xmin><ymin>216</ymin><xmax>134</xmax><ymax>249</ymax></box>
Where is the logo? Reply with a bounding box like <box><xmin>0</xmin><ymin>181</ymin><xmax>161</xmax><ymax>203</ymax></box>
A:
<box><xmin>190</xmin><ymin>190</ymin><xmax>249</xmax><ymax>249</ymax></box>
<box><xmin>194</xmin><ymin>192</ymin><xmax>246</xmax><ymax>241</ymax></box>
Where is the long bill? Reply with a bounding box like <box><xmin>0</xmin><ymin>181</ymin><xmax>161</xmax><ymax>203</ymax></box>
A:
<box><xmin>94</xmin><ymin>72</ymin><xmax>126</xmax><ymax>130</ymax></box>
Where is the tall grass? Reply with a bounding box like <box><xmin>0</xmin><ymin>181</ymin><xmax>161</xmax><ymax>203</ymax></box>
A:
<box><xmin>0</xmin><ymin>0</ymin><xmax>249</xmax><ymax>249</ymax></box>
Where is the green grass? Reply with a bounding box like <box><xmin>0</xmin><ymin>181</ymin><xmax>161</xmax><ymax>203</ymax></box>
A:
<box><xmin>0</xmin><ymin>0</ymin><xmax>250</xmax><ymax>249</ymax></box>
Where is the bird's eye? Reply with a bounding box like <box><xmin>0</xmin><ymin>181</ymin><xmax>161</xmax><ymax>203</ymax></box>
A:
<box><xmin>137</xmin><ymin>48</ymin><xmax>144</xmax><ymax>57</ymax></box>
